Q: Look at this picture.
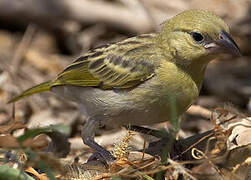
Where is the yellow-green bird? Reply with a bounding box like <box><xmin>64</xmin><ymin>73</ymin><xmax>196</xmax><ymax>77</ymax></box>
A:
<box><xmin>8</xmin><ymin>9</ymin><xmax>240</xmax><ymax>162</ymax></box>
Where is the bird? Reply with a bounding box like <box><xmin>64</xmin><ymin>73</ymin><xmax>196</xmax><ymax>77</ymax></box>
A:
<box><xmin>8</xmin><ymin>9</ymin><xmax>241</xmax><ymax>163</ymax></box>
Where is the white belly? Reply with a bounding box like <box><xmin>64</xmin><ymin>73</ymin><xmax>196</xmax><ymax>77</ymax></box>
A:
<box><xmin>51</xmin><ymin>75</ymin><xmax>198</xmax><ymax>128</ymax></box>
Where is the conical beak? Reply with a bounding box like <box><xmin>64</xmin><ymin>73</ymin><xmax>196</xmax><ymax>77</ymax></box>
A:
<box><xmin>216</xmin><ymin>30</ymin><xmax>241</xmax><ymax>56</ymax></box>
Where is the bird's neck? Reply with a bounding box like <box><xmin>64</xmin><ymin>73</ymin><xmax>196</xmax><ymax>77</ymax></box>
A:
<box><xmin>178</xmin><ymin>60</ymin><xmax>208</xmax><ymax>91</ymax></box>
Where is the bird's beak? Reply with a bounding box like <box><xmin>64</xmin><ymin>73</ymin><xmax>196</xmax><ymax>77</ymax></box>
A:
<box><xmin>216</xmin><ymin>30</ymin><xmax>241</xmax><ymax>56</ymax></box>
<box><xmin>205</xmin><ymin>30</ymin><xmax>241</xmax><ymax>56</ymax></box>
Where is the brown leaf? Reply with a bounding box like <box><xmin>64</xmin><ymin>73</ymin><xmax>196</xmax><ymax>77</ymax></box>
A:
<box><xmin>0</xmin><ymin>119</ymin><xmax>26</xmax><ymax>134</ymax></box>
<box><xmin>0</xmin><ymin>134</ymin><xmax>49</xmax><ymax>149</ymax></box>
<box><xmin>25</xmin><ymin>167</ymin><xmax>50</xmax><ymax>180</ymax></box>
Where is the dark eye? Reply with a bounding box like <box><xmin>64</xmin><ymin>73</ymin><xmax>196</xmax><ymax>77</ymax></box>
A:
<box><xmin>191</xmin><ymin>32</ymin><xmax>204</xmax><ymax>42</ymax></box>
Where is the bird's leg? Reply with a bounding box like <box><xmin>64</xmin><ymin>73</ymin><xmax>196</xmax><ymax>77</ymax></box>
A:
<box><xmin>82</xmin><ymin>117</ymin><xmax>115</xmax><ymax>163</ymax></box>
<box><xmin>125</xmin><ymin>125</ymin><xmax>170</xmax><ymax>138</ymax></box>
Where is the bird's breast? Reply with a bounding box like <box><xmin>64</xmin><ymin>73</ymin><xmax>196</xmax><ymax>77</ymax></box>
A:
<box><xmin>51</xmin><ymin>63</ymin><xmax>200</xmax><ymax>128</ymax></box>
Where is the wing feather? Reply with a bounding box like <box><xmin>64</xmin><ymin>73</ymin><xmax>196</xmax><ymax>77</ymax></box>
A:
<box><xmin>52</xmin><ymin>35</ymin><xmax>157</xmax><ymax>89</ymax></box>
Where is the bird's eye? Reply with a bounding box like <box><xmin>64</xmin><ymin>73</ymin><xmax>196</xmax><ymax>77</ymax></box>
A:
<box><xmin>191</xmin><ymin>32</ymin><xmax>204</xmax><ymax>42</ymax></box>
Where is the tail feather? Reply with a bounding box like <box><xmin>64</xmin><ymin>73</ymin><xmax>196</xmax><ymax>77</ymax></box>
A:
<box><xmin>8</xmin><ymin>81</ymin><xmax>52</xmax><ymax>103</ymax></box>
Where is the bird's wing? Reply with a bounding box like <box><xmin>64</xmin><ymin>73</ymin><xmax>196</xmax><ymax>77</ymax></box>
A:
<box><xmin>52</xmin><ymin>35</ymin><xmax>157</xmax><ymax>89</ymax></box>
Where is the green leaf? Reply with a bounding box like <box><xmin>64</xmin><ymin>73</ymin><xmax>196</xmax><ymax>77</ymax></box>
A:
<box><xmin>111</xmin><ymin>176</ymin><xmax>122</xmax><ymax>180</ymax></box>
<box><xmin>143</xmin><ymin>175</ymin><xmax>155</xmax><ymax>180</ymax></box>
<box><xmin>37</xmin><ymin>160</ymin><xmax>56</xmax><ymax>180</ymax></box>
<box><xmin>17</xmin><ymin>124</ymin><xmax>71</xmax><ymax>143</ymax></box>
<box><xmin>17</xmin><ymin>128</ymin><xmax>49</xmax><ymax>143</ymax></box>
<box><xmin>49</xmin><ymin>124</ymin><xmax>71</xmax><ymax>136</ymax></box>
<box><xmin>0</xmin><ymin>165</ymin><xmax>35</xmax><ymax>180</ymax></box>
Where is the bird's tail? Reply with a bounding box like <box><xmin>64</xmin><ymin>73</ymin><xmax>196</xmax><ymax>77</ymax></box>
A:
<box><xmin>8</xmin><ymin>81</ymin><xmax>53</xmax><ymax>103</ymax></box>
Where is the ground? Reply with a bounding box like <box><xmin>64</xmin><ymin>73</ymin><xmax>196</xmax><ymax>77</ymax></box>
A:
<box><xmin>0</xmin><ymin>0</ymin><xmax>251</xmax><ymax>179</ymax></box>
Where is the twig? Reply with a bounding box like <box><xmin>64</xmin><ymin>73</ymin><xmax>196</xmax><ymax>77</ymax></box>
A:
<box><xmin>12</xmin><ymin>24</ymin><xmax>36</xmax><ymax>75</ymax></box>
<box><xmin>187</xmin><ymin>105</ymin><xmax>212</xmax><ymax>119</ymax></box>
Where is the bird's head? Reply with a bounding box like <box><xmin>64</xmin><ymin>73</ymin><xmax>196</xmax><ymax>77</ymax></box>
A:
<box><xmin>158</xmin><ymin>9</ymin><xmax>241</xmax><ymax>66</ymax></box>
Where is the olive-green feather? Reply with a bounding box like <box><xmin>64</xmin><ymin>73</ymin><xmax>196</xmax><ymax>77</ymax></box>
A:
<box><xmin>53</xmin><ymin>35</ymin><xmax>157</xmax><ymax>89</ymax></box>
<box><xmin>8</xmin><ymin>34</ymin><xmax>158</xmax><ymax>103</ymax></box>
<box><xmin>7</xmin><ymin>81</ymin><xmax>52</xmax><ymax>103</ymax></box>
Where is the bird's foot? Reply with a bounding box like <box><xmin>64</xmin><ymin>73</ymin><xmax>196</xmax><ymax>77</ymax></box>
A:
<box><xmin>82</xmin><ymin>119</ymin><xmax>116</xmax><ymax>166</ymax></box>
<box><xmin>83</xmin><ymin>136</ymin><xmax>116</xmax><ymax>166</ymax></box>
<box><xmin>88</xmin><ymin>151</ymin><xmax>116</xmax><ymax>167</ymax></box>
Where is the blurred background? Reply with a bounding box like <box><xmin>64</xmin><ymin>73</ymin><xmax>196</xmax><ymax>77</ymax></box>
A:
<box><xmin>0</xmin><ymin>0</ymin><xmax>251</xmax><ymax>163</ymax></box>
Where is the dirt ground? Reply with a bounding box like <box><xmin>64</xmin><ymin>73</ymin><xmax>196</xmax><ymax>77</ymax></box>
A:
<box><xmin>0</xmin><ymin>0</ymin><xmax>251</xmax><ymax>179</ymax></box>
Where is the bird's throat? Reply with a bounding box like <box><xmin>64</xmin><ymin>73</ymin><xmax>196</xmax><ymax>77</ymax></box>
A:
<box><xmin>179</xmin><ymin>61</ymin><xmax>208</xmax><ymax>92</ymax></box>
